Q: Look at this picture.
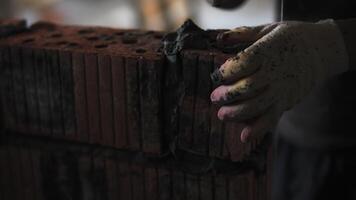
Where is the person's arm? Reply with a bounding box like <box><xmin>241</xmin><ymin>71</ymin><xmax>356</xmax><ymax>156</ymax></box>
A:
<box><xmin>211</xmin><ymin>19</ymin><xmax>350</xmax><ymax>143</ymax></box>
<box><xmin>336</xmin><ymin>18</ymin><xmax>356</xmax><ymax>70</ymax></box>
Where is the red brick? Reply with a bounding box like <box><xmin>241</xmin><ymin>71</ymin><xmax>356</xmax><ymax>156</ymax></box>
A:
<box><xmin>45</xmin><ymin>49</ymin><xmax>64</xmax><ymax>137</ymax></box>
<box><xmin>158</xmin><ymin>168</ymin><xmax>171</xmax><ymax>200</ymax></box>
<box><xmin>84</xmin><ymin>53</ymin><xmax>101</xmax><ymax>144</ymax></box>
<box><xmin>105</xmin><ymin>158</ymin><xmax>118</xmax><ymax>200</ymax></box>
<box><xmin>178</xmin><ymin>52</ymin><xmax>198</xmax><ymax>150</ymax></box>
<box><xmin>125</xmin><ymin>57</ymin><xmax>141</xmax><ymax>151</ymax></box>
<box><xmin>0</xmin><ymin>146</ymin><xmax>10</xmax><ymax>199</ymax></box>
<box><xmin>33</xmin><ymin>48</ymin><xmax>51</xmax><ymax>136</ymax></box>
<box><xmin>131</xmin><ymin>163</ymin><xmax>145</xmax><ymax>200</ymax></box>
<box><xmin>192</xmin><ymin>54</ymin><xmax>214</xmax><ymax>155</ymax></box>
<box><xmin>7</xmin><ymin>145</ymin><xmax>23</xmax><ymax>200</ymax></box>
<box><xmin>10</xmin><ymin>46</ymin><xmax>28</xmax><ymax>133</ymax></box>
<box><xmin>19</xmin><ymin>147</ymin><xmax>35</xmax><ymax>200</ymax></box>
<box><xmin>200</xmin><ymin>174</ymin><xmax>214</xmax><ymax>200</ymax></box>
<box><xmin>228</xmin><ymin>172</ymin><xmax>253</xmax><ymax>200</ymax></box>
<box><xmin>185</xmin><ymin>173</ymin><xmax>199</xmax><ymax>200</ymax></box>
<box><xmin>145</xmin><ymin>167</ymin><xmax>159</xmax><ymax>200</ymax></box>
<box><xmin>98</xmin><ymin>54</ymin><xmax>114</xmax><ymax>146</ymax></box>
<box><xmin>209</xmin><ymin>55</ymin><xmax>228</xmax><ymax>158</ymax></box>
<box><xmin>171</xmin><ymin>170</ymin><xmax>185</xmax><ymax>200</ymax></box>
<box><xmin>78</xmin><ymin>153</ymin><xmax>94</xmax><ymax>199</ymax></box>
<box><xmin>30</xmin><ymin>148</ymin><xmax>45</xmax><ymax>200</ymax></box>
<box><xmin>139</xmin><ymin>58</ymin><xmax>163</xmax><ymax>154</ymax></box>
<box><xmin>117</xmin><ymin>162</ymin><xmax>132</xmax><ymax>200</ymax></box>
<box><xmin>111</xmin><ymin>56</ymin><xmax>128</xmax><ymax>148</ymax></box>
<box><xmin>72</xmin><ymin>52</ymin><xmax>89</xmax><ymax>142</ymax></box>
<box><xmin>58</xmin><ymin>50</ymin><xmax>76</xmax><ymax>138</ymax></box>
<box><xmin>0</xmin><ymin>46</ymin><xmax>17</xmax><ymax>130</ymax></box>
<box><xmin>92</xmin><ymin>154</ymin><xmax>108</xmax><ymax>200</ymax></box>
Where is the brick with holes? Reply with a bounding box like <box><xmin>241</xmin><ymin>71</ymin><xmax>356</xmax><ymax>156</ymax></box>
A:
<box><xmin>0</xmin><ymin>19</ymin><xmax>270</xmax><ymax>162</ymax></box>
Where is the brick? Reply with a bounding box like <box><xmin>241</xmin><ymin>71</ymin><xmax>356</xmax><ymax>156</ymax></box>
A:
<box><xmin>10</xmin><ymin>46</ymin><xmax>27</xmax><ymax>133</ymax></box>
<box><xmin>0</xmin><ymin>46</ymin><xmax>17</xmax><ymax>130</ymax></box>
<box><xmin>200</xmin><ymin>174</ymin><xmax>213</xmax><ymax>200</ymax></box>
<box><xmin>125</xmin><ymin>57</ymin><xmax>141</xmax><ymax>151</ymax></box>
<box><xmin>192</xmin><ymin>54</ymin><xmax>214</xmax><ymax>155</ymax></box>
<box><xmin>46</xmin><ymin>49</ymin><xmax>64</xmax><ymax>136</ymax></box>
<box><xmin>72</xmin><ymin>52</ymin><xmax>89</xmax><ymax>142</ymax></box>
<box><xmin>224</xmin><ymin>122</ymin><xmax>245</xmax><ymax>161</ymax></box>
<box><xmin>228</xmin><ymin>172</ymin><xmax>252</xmax><ymax>200</ymax></box>
<box><xmin>139</xmin><ymin>58</ymin><xmax>163</xmax><ymax>154</ymax></box>
<box><xmin>117</xmin><ymin>162</ymin><xmax>132</xmax><ymax>200</ymax></box>
<box><xmin>0</xmin><ymin>21</ymin><xmax>271</xmax><ymax>161</ymax></box>
<box><xmin>131</xmin><ymin>163</ymin><xmax>145</xmax><ymax>200</ymax></box>
<box><xmin>78</xmin><ymin>154</ymin><xmax>94</xmax><ymax>200</ymax></box>
<box><xmin>0</xmin><ymin>146</ymin><xmax>10</xmax><ymax>200</ymax></box>
<box><xmin>19</xmin><ymin>147</ymin><xmax>35</xmax><ymax>200</ymax></box>
<box><xmin>92</xmin><ymin>153</ymin><xmax>108</xmax><ymax>200</ymax></box>
<box><xmin>214</xmin><ymin>175</ymin><xmax>227</xmax><ymax>200</ymax></box>
<box><xmin>8</xmin><ymin>145</ymin><xmax>23</xmax><ymax>200</ymax></box>
<box><xmin>178</xmin><ymin>52</ymin><xmax>198</xmax><ymax>150</ymax></box>
<box><xmin>33</xmin><ymin>48</ymin><xmax>51</xmax><ymax>135</ymax></box>
<box><xmin>185</xmin><ymin>173</ymin><xmax>200</xmax><ymax>200</ymax></box>
<box><xmin>158</xmin><ymin>168</ymin><xmax>171</xmax><ymax>200</ymax></box>
<box><xmin>145</xmin><ymin>167</ymin><xmax>159</xmax><ymax>200</ymax></box>
<box><xmin>0</xmin><ymin>134</ymin><xmax>272</xmax><ymax>200</ymax></box>
<box><xmin>98</xmin><ymin>54</ymin><xmax>114</xmax><ymax>146</ymax></box>
<box><xmin>111</xmin><ymin>56</ymin><xmax>128</xmax><ymax>148</ymax></box>
<box><xmin>84</xmin><ymin>53</ymin><xmax>101</xmax><ymax>144</ymax></box>
<box><xmin>30</xmin><ymin>148</ymin><xmax>45</xmax><ymax>200</ymax></box>
<box><xmin>105</xmin><ymin>158</ymin><xmax>118</xmax><ymax>200</ymax></box>
<box><xmin>171</xmin><ymin>170</ymin><xmax>185</xmax><ymax>200</ymax></box>
<box><xmin>209</xmin><ymin>56</ymin><xmax>226</xmax><ymax>158</ymax></box>
<box><xmin>58</xmin><ymin>50</ymin><xmax>76</xmax><ymax>138</ymax></box>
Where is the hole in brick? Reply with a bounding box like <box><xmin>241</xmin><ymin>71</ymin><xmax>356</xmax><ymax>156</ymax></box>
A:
<box><xmin>56</xmin><ymin>41</ymin><xmax>68</xmax><ymax>45</ymax></box>
<box><xmin>22</xmin><ymin>38</ymin><xmax>35</xmax><ymax>44</ymax></box>
<box><xmin>115</xmin><ymin>32</ymin><xmax>124</xmax><ymax>36</ymax></box>
<box><xmin>122</xmin><ymin>34</ymin><xmax>137</xmax><ymax>44</ymax></box>
<box><xmin>99</xmin><ymin>34</ymin><xmax>114</xmax><ymax>41</ymax></box>
<box><xmin>50</xmin><ymin>33</ymin><xmax>62</xmax><ymax>38</ymax></box>
<box><xmin>78</xmin><ymin>29</ymin><xmax>94</xmax><ymax>34</ymax></box>
<box><xmin>136</xmin><ymin>48</ymin><xmax>146</xmax><ymax>54</ymax></box>
<box><xmin>153</xmin><ymin>33</ymin><xmax>164</xmax><ymax>39</ymax></box>
<box><xmin>95</xmin><ymin>44</ymin><xmax>108</xmax><ymax>49</ymax></box>
<box><xmin>86</xmin><ymin>36</ymin><xmax>99</xmax><ymax>41</ymax></box>
<box><xmin>145</xmin><ymin>31</ymin><xmax>155</xmax><ymax>35</ymax></box>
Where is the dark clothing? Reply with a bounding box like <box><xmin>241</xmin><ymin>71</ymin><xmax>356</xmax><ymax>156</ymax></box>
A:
<box><xmin>272</xmin><ymin>136</ymin><xmax>356</xmax><ymax>200</ymax></box>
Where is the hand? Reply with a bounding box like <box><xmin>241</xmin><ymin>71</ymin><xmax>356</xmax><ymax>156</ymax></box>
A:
<box><xmin>210</xmin><ymin>20</ymin><xmax>348</xmax><ymax>143</ymax></box>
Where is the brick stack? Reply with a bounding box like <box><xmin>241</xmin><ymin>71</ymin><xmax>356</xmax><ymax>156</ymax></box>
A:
<box><xmin>0</xmin><ymin>19</ymin><xmax>272</xmax><ymax>200</ymax></box>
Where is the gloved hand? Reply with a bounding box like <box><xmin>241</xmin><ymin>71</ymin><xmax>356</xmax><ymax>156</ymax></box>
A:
<box><xmin>210</xmin><ymin>20</ymin><xmax>349</xmax><ymax>143</ymax></box>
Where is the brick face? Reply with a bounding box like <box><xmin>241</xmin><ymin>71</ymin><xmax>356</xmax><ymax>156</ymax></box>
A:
<box><xmin>0</xmin><ymin>20</ymin><xmax>272</xmax><ymax>200</ymax></box>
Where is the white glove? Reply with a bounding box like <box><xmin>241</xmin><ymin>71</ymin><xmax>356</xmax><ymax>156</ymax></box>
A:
<box><xmin>210</xmin><ymin>20</ymin><xmax>349</xmax><ymax>143</ymax></box>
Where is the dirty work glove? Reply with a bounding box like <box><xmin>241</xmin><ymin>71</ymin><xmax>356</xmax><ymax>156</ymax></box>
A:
<box><xmin>210</xmin><ymin>20</ymin><xmax>349</xmax><ymax>143</ymax></box>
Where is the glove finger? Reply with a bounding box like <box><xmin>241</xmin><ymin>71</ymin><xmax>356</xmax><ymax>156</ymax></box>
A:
<box><xmin>217</xmin><ymin>88</ymin><xmax>276</xmax><ymax>121</ymax></box>
<box><xmin>211</xmin><ymin>69</ymin><xmax>269</xmax><ymax>105</ymax></box>
<box><xmin>211</xmin><ymin>48</ymin><xmax>265</xmax><ymax>85</ymax></box>
<box><xmin>240</xmin><ymin>105</ymin><xmax>280</xmax><ymax>143</ymax></box>
<box><xmin>217</xmin><ymin>23</ymin><xmax>279</xmax><ymax>44</ymax></box>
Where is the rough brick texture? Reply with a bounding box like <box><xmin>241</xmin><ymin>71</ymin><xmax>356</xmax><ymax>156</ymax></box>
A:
<box><xmin>0</xmin><ymin>20</ymin><xmax>268</xmax><ymax>162</ymax></box>
<box><xmin>0</xmin><ymin>133</ymin><xmax>271</xmax><ymax>200</ymax></box>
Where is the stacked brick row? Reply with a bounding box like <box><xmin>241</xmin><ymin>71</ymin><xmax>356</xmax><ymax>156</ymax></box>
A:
<box><xmin>0</xmin><ymin>20</ymin><xmax>263</xmax><ymax>162</ymax></box>
<box><xmin>0</xmin><ymin>21</ymin><xmax>165</xmax><ymax>154</ymax></box>
<box><xmin>0</xmin><ymin>20</ymin><xmax>272</xmax><ymax>200</ymax></box>
<box><xmin>0</xmin><ymin>134</ymin><xmax>271</xmax><ymax>200</ymax></box>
